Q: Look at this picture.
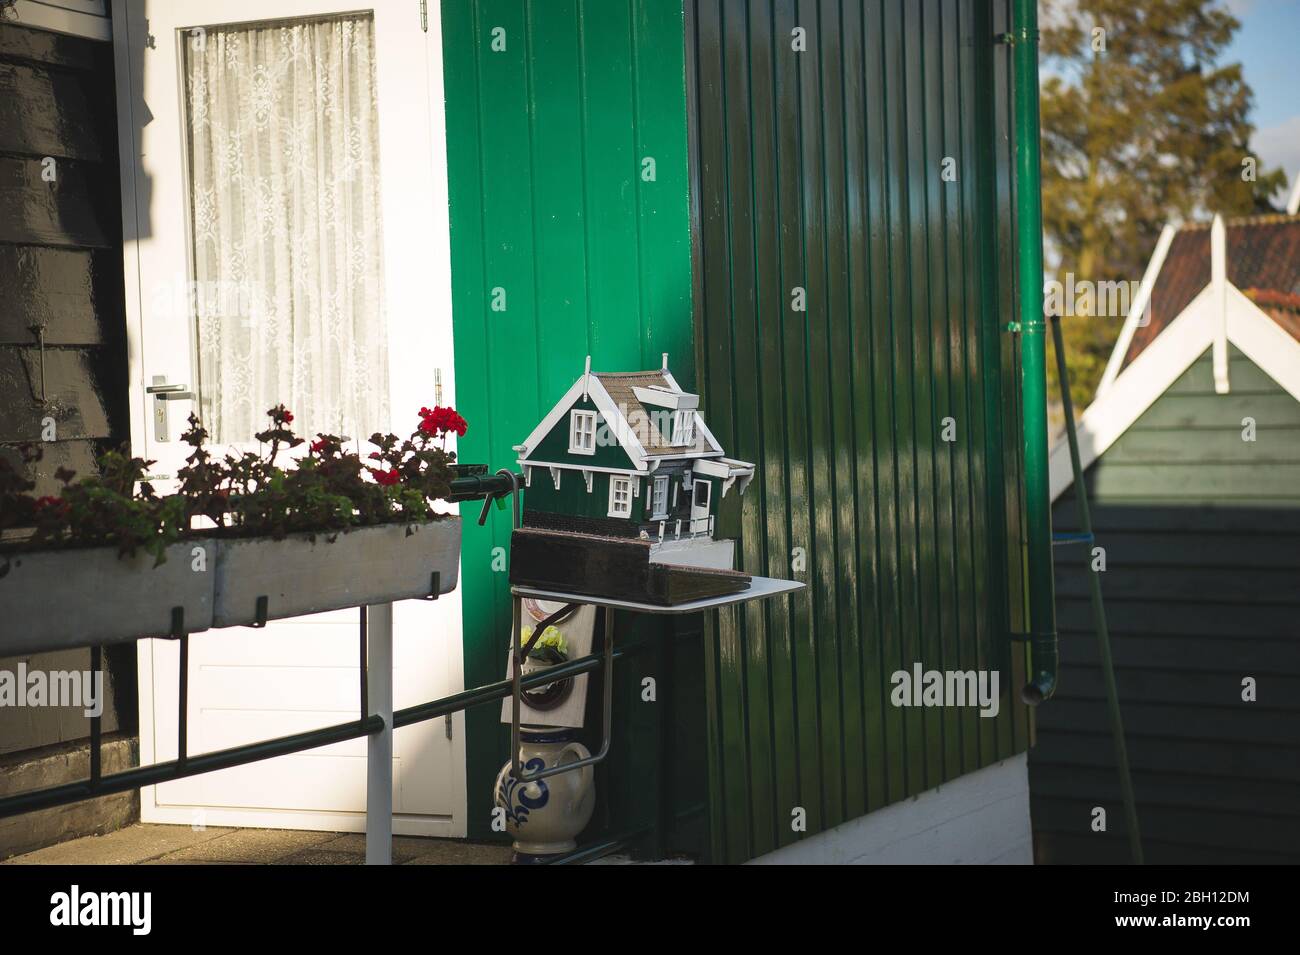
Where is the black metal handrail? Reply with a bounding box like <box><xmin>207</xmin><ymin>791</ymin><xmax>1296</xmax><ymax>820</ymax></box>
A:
<box><xmin>0</xmin><ymin>640</ymin><xmax>636</xmax><ymax>820</ymax></box>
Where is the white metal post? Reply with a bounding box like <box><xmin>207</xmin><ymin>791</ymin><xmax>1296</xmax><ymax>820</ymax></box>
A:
<box><xmin>365</xmin><ymin>602</ymin><xmax>394</xmax><ymax>865</ymax></box>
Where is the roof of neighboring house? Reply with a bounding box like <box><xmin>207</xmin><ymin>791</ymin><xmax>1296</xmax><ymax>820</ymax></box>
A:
<box><xmin>1121</xmin><ymin>213</ymin><xmax>1300</xmax><ymax>371</ymax></box>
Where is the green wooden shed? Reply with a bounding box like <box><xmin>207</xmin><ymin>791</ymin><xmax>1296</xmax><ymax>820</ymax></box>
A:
<box><xmin>1030</xmin><ymin>212</ymin><xmax>1300</xmax><ymax>864</ymax></box>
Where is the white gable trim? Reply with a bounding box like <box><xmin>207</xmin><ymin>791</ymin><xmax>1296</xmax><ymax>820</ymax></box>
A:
<box><xmin>1096</xmin><ymin>223</ymin><xmax>1176</xmax><ymax>398</ymax></box>
<box><xmin>515</xmin><ymin>377</ymin><xmax>591</xmax><ymax>459</ymax></box>
<box><xmin>514</xmin><ymin>375</ymin><xmax>651</xmax><ymax>470</ymax></box>
<box><xmin>1227</xmin><ymin>290</ymin><xmax>1300</xmax><ymax>404</ymax></box>
<box><xmin>517</xmin><ymin>369</ymin><xmax>735</xmax><ymax>471</ymax></box>
<box><xmin>1049</xmin><ymin>290</ymin><xmax>1212</xmax><ymax>501</ymax></box>
<box><xmin>1050</xmin><ymin>286</ymin><xmax>1300</xmax><ymax>501</ymax></box>
<box><xmin>689</xmin><ymin>409</ymin><xmax>725</xmax><ymax>456</ymax></box>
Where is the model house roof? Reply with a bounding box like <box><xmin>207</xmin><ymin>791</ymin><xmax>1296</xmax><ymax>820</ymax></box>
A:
<box><xmin>1118</xmin><ymin>213</ymin><xmax>1300</xmax><ymax>372</ymax></box>
<box><xmin>1051</xmin><ymin>210</ymin><xmax>1300</xmax><ymax>502</ymax></box>
<box><xmin>594</xmin><ymin>371</ymin><xmax>691</xmax><ymax>454</ymax></box>
<box><xmin>516</xmin><ymin>357</ymin><xmax>733</xmax><ymax>472</ymax></box>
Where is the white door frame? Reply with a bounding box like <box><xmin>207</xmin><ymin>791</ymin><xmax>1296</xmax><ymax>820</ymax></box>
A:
<box><xmin>111</xmin><ymin>0</ymin><xmax>466</xmax><ymax>838</ymax></box>
<box><xmin>690</xmin><ymin>478</ymin><xmax>712</xmax><ymax>534</ymax></box>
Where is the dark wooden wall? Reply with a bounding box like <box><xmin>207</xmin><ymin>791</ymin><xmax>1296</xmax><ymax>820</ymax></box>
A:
<box><xmin>0</xmin><ymin>20</ymin><xmax>127</xmax><ymax>495</ymax></box>
<box><xmin>686</xmin><ymin>0</ymin><xmax>1031</xmax><ymax>863</ymax></box>
<box><xmin>0</xmin><ymin>20</ymin><xmax>133</xmax><ymax>743</ymax></box>
<box><xmin>1032</xmin><ymin>347</ymin><xmax>1300</xmax><ymax>863</ymax></box>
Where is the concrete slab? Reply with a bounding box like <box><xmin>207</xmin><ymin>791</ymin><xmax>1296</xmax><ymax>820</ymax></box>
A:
<box><xmin>404</xmin><ymin>842</ymin><xmax>514</xmax><ymax>866</ymax></box>
<box><xmin>3</xmin><ymin>823</ymin><xmax>232</xmax><ymax>865</ymax></box>
<box><xmin>2</xmin><ymin>823</ymin><xmax>513</xmax><ymax>865</ymax></box>
<box><xmin>309</xmin><ymin>832</ymin><xmax>439</xmax><ymax>864</ymax></box>
<box><xmin>156</xmin><ymin>827</ymin><xmax>337</xmax><ymax>864</ymax></box>
<box><xmin>274</xmin><ymin>849</ymin><xmax>362</xmax><ymax>866</ymax></box>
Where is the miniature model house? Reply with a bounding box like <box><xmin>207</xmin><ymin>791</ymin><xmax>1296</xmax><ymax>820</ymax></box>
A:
<box><xmin>514</xmin><ymin>356</ymin><xmax>754</xmax><ymax>565</ymax></box>
<box><xmin>509</xmin><ymin>357</ymin><xmax>756</xmax><ymax>604</ymax></box>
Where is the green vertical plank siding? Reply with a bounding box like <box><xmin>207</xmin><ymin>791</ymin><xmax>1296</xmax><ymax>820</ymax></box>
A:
<box><xmin>686</xmin><ymin>0</ymin><xmax>1030</xmax><ymax>864</ymax></box>
<box><xmin>441</xmin><ymin>0</ymin><xmax>694</xmax><ymax>843</ymax></box>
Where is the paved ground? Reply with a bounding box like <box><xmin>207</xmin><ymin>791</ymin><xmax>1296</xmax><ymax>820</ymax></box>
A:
<box><xmin>2</xmin><ymin>823</ymin><xmax>513</xmax><ymax>865</ymax></box>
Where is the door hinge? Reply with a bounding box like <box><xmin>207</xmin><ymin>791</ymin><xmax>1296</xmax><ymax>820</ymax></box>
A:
<box><xmin>444</xmin><ymin>713</ymin><xmax>453</xmax><ymax>739</ymax></box>
<box><xmin>419</xmin><ymin>0</ymin><xmax>428</xmax><ymax>32</ymax></box>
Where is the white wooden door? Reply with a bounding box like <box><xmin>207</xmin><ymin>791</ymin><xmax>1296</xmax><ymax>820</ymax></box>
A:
<box><xmin>690</xmin><ymin>478</ymin><xmax>712</xmax><ymax>534</ymax></box>
<box><xmin>112</xmin><ymin>0</ymin><xmax>466</xmax><ymax>836</ymax></box>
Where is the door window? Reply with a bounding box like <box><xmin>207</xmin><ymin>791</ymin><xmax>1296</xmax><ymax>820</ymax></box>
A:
<box><xmin>182</xmin><ymin>13</ymin><xmax>388</xmax><ymax>442</ymax></box>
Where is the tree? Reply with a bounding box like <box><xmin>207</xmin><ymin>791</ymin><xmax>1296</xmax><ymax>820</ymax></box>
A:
<box><xmin>1039</xmin><ymin>0</ymin><xmax>1286</xmax><ymax>413</ymax></box>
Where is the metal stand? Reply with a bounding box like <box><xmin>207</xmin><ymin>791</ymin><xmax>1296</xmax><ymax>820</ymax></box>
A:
<box><xmin>497</xmin><ymin>468</ymin><xmax>803</xmax><ymax>788</ymax></box>
<box><xmin>364</xmin><ymin>602</ymin><xmax>394</xmax><ymax>865</ymax></box>
<box><xmin>509</xmin><ymin>598</ymin><xmax>614</xmax><ymax>783</ymax></box>
<box><xmin>505</xmin><ymin>577</ymin><xmax>805</xmax><ymax>787</ymax></box>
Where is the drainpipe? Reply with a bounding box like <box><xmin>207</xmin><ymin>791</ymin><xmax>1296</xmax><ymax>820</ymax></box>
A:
<box><xmin>1011</xmin><ymin>0</ymin><xmax>1058</xmax><ymax>704</ymax></box>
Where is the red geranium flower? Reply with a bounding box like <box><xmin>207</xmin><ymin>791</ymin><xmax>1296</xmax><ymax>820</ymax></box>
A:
<box><xmin>418</xmin><ymin>405</ymin><xmax>468</xmax><ymax>438</ymax></box>
<box><xmin>369</xmin><ymin>467</ymin><xmax>401</xmax><ymax>486</ymax></box>
<box><xmin>310</xmin><ymin>439</ymin><xmax>328</xmax><ymax>454</ymax></box>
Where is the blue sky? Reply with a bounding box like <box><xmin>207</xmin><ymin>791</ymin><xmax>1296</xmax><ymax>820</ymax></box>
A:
<box><xmin>1225</xmin><ymin>0</ymin><xmax>1300</xmax><ymax>200</ymax></box>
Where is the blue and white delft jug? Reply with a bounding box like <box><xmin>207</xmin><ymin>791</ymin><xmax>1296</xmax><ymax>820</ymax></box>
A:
<box><xmin>494</xmin><ymin>729</ymin><xmax>595</xmax><ymax>862</ymax></box>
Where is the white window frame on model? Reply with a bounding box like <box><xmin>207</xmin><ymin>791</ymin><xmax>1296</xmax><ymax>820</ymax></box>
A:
<box><xmin>608</xmin><ymin>476</ymin><xmax>634</xmax><ymax>518</ymax></box>
<box><xmin>671</xmin><ymin>408</ymin><xmax>696</xmax><ymax>446</ymax></box>
<box><xmin>569</xmin><ymin>409</ymin><xmax>597</xmax><ymax>454</ymax></box>
<box><xmin>651</xmin><ymin>474</ymin><xmax>669</xmax><ymax>519</ymax></box>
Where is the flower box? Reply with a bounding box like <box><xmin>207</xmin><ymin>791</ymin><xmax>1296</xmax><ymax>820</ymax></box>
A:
<box><xmin>0</xmin><ymin>541</ymin><xmax>216</xmax><ymax>657</ymax></box>
<box><xmin>210</xmin><ymin>518</ymin><xmax>461</xmax><ymax>628</ymax></box>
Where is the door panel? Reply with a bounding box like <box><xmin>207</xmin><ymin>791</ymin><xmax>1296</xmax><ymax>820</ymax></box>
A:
<box><xmin>690</xmin><ymin>477</ymin><xmax>711</xmax><ymax>533</ymax></box>
<box><xmin>115</xmin><ymin>0</ymin><xmax>464</xmax><ymax>834</ymax></box>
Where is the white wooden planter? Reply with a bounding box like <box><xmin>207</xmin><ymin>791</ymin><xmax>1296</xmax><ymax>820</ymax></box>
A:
<box><xmin>211</xmin><ymin>518</ymin><xmax>461</xmax><ymax>628</ymax></box>
<box><xmin>0</xmin><ymin>540</ymin><xmax>216</xmax><ymax>656</ymax></box>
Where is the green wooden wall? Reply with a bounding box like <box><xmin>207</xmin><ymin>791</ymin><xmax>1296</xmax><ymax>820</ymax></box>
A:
<box><xmin>440</xmin><ymin>0</ymin><xmax>700</xmax><ymax>844</ymax></box>
<box><xmin>1032</xmin><ymin>346</ymin><xmax>1300</xmax><ymax>863</ymax></box>
<box><xmin>685</xmin><ymin>0</ymin><xmax>1031</xmax><ymax>863</ymax></box>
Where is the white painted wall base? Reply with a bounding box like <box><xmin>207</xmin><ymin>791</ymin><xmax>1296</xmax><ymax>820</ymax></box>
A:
<box><xmin>749</xmin><ymin>754</ymin><xmax>1033</xmax><ymax>865</ymax></box>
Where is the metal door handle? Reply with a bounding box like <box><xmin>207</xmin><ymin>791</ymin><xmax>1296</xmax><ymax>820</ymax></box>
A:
<box><xmin>149</xmin><ymin>376</ymin><xmax>195</xmax><ymax>442</ymax></box>
<box><xmin>146</xmin><ymin>383</ymin><xmax>195</xmax><ymax>399</ymax></box>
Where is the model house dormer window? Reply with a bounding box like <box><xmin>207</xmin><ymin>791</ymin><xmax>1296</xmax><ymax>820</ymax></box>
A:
<box><xmin>569</xmin><ymin>409</ymin><xmax>597</xmax><ymax>454</ymax></box>
<box><xmin>671</xmin><ymin>409</ymin><xmax>696</xmax><ymax>446</ymax></box>
<box><xmin>608</xmin><ymin>476</ymin><xmax>634</xmax><ymax>517</ymax></box>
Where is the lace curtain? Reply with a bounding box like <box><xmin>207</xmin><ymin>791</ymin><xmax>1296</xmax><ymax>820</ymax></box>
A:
<box><xmin>183</xmin><ymin>13</ymin><xmax>389</xmax><ymax>444</ymax></box>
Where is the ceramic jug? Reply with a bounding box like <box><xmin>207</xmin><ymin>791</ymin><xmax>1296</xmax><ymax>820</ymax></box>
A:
<box><xmin>494</xmin><ymin>729</ymin><xmax>595</xmax><ymax>862</ymax></box>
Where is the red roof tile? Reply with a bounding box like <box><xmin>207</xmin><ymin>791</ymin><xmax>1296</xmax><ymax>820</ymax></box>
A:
<box><xmin>1121</xmin><ymin>214</ymin><xmax>1300</xmax><ymax>369</ymax></box>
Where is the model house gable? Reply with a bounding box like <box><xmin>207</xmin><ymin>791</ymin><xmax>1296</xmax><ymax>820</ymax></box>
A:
<box><xmin>515</xmin><ymin>357</ymin><xmax>733</xmax><ymax>477</ymax></box>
